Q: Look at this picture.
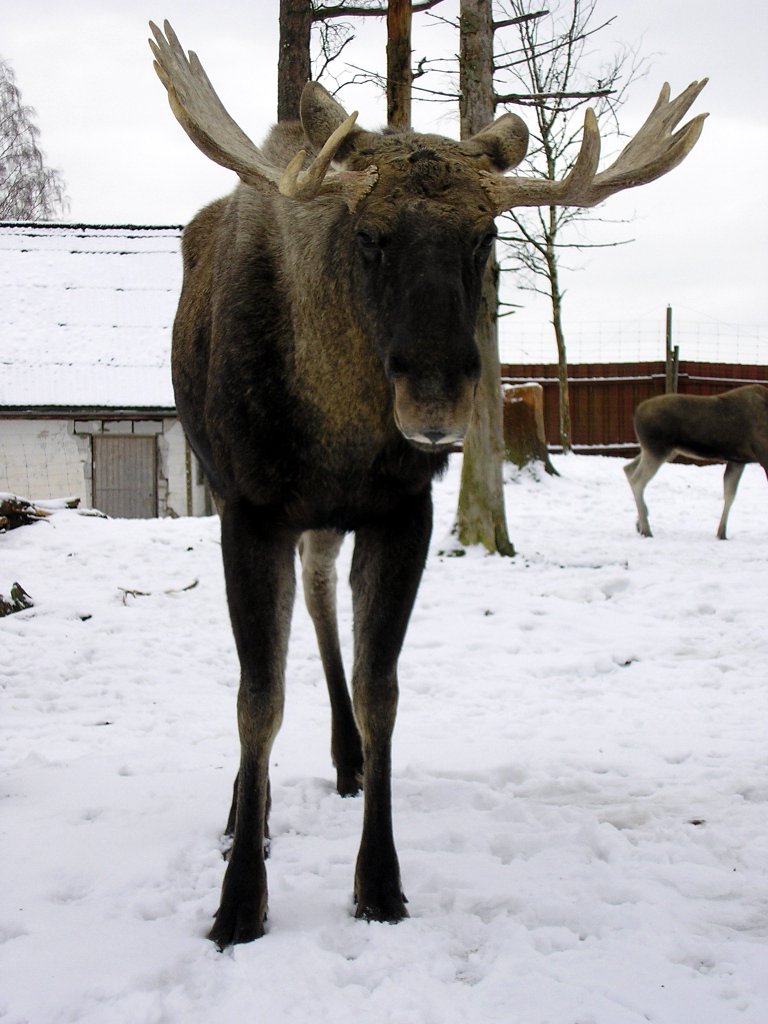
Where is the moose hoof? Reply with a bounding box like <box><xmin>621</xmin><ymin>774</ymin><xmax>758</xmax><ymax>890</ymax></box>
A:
<box><xmin>354</xmin><ymin>886</ymin><xmax>409</xmax><ymax>924</ymax></box>
<box><xmin>208</xmin><ymin>895</ymin><xmax>268</xmax><ymax>949</ymax></box>
<box><xmin>336</xmin><ymin>766</ymin><xmax>363</xmax><ymax>798</ymax></box>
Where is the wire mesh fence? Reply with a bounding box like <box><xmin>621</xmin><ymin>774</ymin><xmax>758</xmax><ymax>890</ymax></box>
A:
<box><xmin>499</xmin><ymin>319</ymin><xmax>768</xmax><ymax>367</ymax></box>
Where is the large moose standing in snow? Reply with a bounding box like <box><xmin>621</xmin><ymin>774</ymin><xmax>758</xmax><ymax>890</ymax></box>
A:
<box><xmin>149</xmin><ymin>20</ymin><xmax>707</xmax><ymax>947</ymax></box>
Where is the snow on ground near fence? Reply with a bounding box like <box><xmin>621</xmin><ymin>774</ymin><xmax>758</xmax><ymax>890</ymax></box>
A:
<box><xmin>1</xmin><ymin>454</ymin><xmax>767</xmax><ymax>1024</ymax></box>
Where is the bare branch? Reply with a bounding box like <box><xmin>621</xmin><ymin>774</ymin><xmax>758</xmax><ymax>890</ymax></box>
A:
<box><xmin>495</xmin><ymin>88</ymin><xmax>616</xmax><ymax>107</ymax></box>
<box><xmin>312</xmin><ymin>0</ymin><xmax>446</xmax><ymax>21</ymax></box>
<box><xmin>494</xmin><ymin>11</ymin><xmax>548</xmax><ymax>31</ymax></box>
<box><xmin>313</xmin><ymin>25</ymin><xmax>356</xmax><ymax>82</ymax></box>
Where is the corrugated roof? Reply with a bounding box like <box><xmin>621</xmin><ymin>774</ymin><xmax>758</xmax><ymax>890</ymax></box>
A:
<box><xmin>0</xmin><ymin>223</ymin><xmax>183</xmax><ymax>409</ymax></box>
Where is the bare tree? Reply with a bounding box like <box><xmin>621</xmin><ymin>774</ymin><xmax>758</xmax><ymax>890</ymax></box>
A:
<box><xmin>279</xmin><ymin>1</ymin><xmax>447</xmax><ymax>123</ymax></box>
<box><xmin>0</xmin><ymin>56</ymin><xmax>67</xmax><ymax>220</ymax></box>
<box><xmin>495</xmin><ymin>0</ymin><xmax>644</xmax><ymax>450</ymax></box>
<box><xmin>316</xmin><ymin>1</ymin><xmax>449</xmax><ymax>106</ymax></box>
<box><xmin>454</xmin><ymin>0</ymin><xmax>518</xmax><ymax>555</ymax></box>
<box><xmin>278</xmin><ymin>0</ymin><xmax>384</xmax><ymax>121</ymax></box>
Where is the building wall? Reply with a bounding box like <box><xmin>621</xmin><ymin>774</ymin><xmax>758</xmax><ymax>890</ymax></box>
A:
<box><xmin>0</xmin><ymin>419</ymin><xmax>90</xmax><ymax>503</ymax></box>
<box><xmin>0</xmin><ymin>416</ymin><xmax>212</xmax><ymax>517</ymax></box>
<box><xmin>161</xmin><ymin>419</ymin><xmax>212</xmax><ymax>517</ymax></box>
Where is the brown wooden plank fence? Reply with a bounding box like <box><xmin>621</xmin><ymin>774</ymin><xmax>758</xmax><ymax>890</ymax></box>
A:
<box><xmin>500</xmin><ymin>361</ymin><xmax>768</xmax><ymax>455</ymax></box>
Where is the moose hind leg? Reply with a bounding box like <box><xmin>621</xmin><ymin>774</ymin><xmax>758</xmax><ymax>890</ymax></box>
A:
<box><xmin>208</xmin><ymin>500</ymin><xmax>297</xmax><ymax>948</ymax></box>
<box><xmin>300</xmin><ymin>529</ymin><xmax>363</xmax><ymax>796</ymax></box>
<box><xmin>349</xmin><ymin>491</ymin><xmax>433</xmax><ymax>923</ymax></box>
<box><xmin>717</xmin><ymin>462</ymin><xmax>745</xmax><ymax>540</ymax></box>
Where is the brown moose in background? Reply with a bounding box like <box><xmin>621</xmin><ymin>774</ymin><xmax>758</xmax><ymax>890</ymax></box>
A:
<box><xmin>625</xmin><ymin>384</ymin><xmax>768</xmax><ymax>538</ymax></box>
<box><xmin>149</xmin><ymin>19</ymin><xmax>707</xmax><ymax>947</ymax></box>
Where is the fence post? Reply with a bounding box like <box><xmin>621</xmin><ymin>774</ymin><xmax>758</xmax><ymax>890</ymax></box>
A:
<box><xmin>665</xmin><ymin>304</ymin><xmax>679</xmax><ymax>392</ymax></box>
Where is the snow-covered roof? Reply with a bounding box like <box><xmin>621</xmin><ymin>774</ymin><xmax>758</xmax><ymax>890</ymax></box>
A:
<box><xmin>0</xmin><ymin>223</ymin><xmax>183</xmax><ymax>411</ymax></box>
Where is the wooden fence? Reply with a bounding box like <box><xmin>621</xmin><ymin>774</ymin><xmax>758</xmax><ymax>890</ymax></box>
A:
<box><xmin>500</xmin><ymin>360</ymin><xmax>768</xmax><ymax>455</ymax></box>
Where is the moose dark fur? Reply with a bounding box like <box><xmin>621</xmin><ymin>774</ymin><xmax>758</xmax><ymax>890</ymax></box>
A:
<box><xmin>625</xmin><ymin>384</ymin><xmax>768</xmax><ymax>539</ymax></box>
<box><xmin>149</xmin><ymin>20</ymin><xmax>706</xmax><ymax>947</ymax></box>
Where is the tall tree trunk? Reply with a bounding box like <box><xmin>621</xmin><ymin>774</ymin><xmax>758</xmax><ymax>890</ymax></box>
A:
<box><xmin>387</xmin><ymin>0</ymin><xmax>412</xmax><ymax>129</ymax></box>
<box><xmin>278</xmin><ymin>0</ymin><xmax>313</xmax><ymax>122</ymax></box>
<box><xmin>552</xmin><ymin>307</ymin><xmax>572</xmax><ymax>452</ymax></box>
<box><xmin>456</xmin><ymin>252</ymin><xmax>516</xmax><ymax>554</ymax></box>
<box><xmin>458</xmin><ymin>0</ymin><xmax>493</xmax><ymax>131</ymax></box>
<box><xmin>545</xmin><ymin>225</ymin><xmax>572</xmax><ymax>451</ymax></box>
<box><xmin>456</xmin><ymin>0</ymin><xmax>515</xmax><ymax>556</ymax></box>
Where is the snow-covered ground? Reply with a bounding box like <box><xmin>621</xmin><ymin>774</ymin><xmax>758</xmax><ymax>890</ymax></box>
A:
<box><xmin>2</xmin><ymin>454</ymin><xmax>767</xmax><ymax>1024</ymax></box>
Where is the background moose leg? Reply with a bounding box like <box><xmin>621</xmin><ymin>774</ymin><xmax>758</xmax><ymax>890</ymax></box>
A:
<box><xmin>349</xmin><ymin>490</ymin><xmax>433</xmax><ymax>923</ymax></box>
<box><xmin>299</xmin><ymin>529</ymin><xmax>364</xmax><ymax>797</ymax></box>
<box><xmin>717</xmin><ymin>462</ymin><xmax>746</xmax><ymax>540</ymax></box>
<box><xmin>624</xmin><ymin>449</ymin><xmax>668</xmax><ymax>537</ymax></box>
<box><xmin>209</xmin><ymin>499</ymin><xmax>298</xmax><ymax>948</ymax></box>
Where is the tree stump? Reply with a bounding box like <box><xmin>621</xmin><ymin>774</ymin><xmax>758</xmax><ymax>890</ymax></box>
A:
<box><xmin>503</xmin><ymin>383</ymin><xmax>558</xmax><ymax>475</ymax></box>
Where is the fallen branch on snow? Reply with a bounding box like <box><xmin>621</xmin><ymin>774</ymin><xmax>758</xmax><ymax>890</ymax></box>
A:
<box><xmin>118</xmin><ymin>579</ymin><xmax>199</xmax><ymax>605</ymax></box>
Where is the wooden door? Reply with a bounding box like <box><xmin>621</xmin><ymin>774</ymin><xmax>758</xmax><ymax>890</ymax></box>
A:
<box><xmin>92</xmin><ymin>435</ymin><xmax>157</xmax><ymax>518</ymax></box>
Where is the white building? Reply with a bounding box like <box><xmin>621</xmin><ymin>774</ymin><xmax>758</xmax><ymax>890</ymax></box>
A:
<box><xmin>0</xmin><ymin>222</ymin><xmax>212</xmax><ymax>517</ymax></box>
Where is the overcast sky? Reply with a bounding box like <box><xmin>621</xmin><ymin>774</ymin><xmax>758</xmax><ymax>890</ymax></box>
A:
<box><xmin>4</xmin><ymin>1</ymin><xmax>767</xmax><ymax>358</ymax></box>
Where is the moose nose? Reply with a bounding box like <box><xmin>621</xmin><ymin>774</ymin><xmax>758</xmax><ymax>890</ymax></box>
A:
<box><xmin>406</xmin><ymin>427</ymin><xmax>461</xmax><ymax>449</ymax></box>
<box><xmin>422</xmin><ymin>429</ymin><xmax>451</xmax><ymax>446</ymax></box>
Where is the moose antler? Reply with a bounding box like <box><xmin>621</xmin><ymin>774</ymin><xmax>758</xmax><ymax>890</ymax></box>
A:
<box><xmin>482</xmin><ymin>79</ymin><xmax>708</xmax><ymax>212</ymax></box>
<box><xmin>148</xmin><ymin>21</ymin><xmax>377</xmax><ymax>204</ymax></box>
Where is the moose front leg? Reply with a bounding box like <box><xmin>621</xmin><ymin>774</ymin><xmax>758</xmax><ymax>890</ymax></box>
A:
<box><xmin>208</xmin><ymin>500</ymin><xmax>297</xmax><ymax>948</ymax></box>
<box><xmin>349</xmin><ymin>490</ymin><xmax>433</xmax><ymax>923</ymax></box>
<box><xmin>624</xmin><ymin>449</ymin><xmax>666</xmax><ymax>537</ymax></box>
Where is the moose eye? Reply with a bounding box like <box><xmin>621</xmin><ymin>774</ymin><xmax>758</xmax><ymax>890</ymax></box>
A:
<box><xmin>356</xmin><ymin>229</ymin><xmax>382</xmax><ymax>262</ymax></box>
<box><xmin>476</xmin><ymin>228</ymin><xmax>497</xmax><ymax>252</ymax></box>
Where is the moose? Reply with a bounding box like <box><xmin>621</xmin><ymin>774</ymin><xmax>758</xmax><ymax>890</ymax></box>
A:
<box><xmin>625</xmin><ymin>384</ymin><xmax>768</xmax><ymax>539</ymax></box>
<box><xmin>149</xmin><ymin>20</ymin><xmax>706</xmax><ymax>947</ymax></box>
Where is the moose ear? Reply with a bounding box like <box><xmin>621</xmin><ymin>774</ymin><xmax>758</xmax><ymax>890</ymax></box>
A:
<box><xmin>300</xmin><ymin>82</ymin><xmax>358</xmax><ymax>151</ymax></box>
<box><xmin>459</xmin><ymin>113</ymin><xmax>529</xmax><ymax>172</ymax></box>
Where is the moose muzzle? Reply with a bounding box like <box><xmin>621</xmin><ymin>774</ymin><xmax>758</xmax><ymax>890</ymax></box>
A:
<box><xmin>392</xmin><ymin>375</ymin><xmax>477</xmax><ymax>449</ymax></box>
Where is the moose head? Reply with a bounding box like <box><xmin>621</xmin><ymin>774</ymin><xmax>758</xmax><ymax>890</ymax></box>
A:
<box><xmin>150</xmin><ymin>21</ymin><xmax>707</xmax><ymax>452</ymax></box>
